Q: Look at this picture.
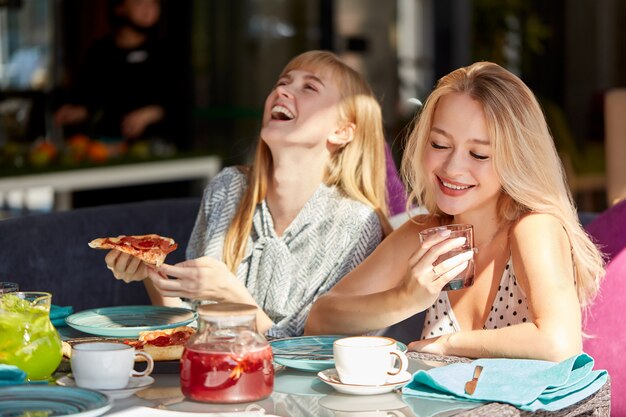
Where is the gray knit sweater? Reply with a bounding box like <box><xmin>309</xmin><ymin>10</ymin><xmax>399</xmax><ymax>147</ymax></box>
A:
<box><xmin>186</xmin><ymin>167</ymin><xmax>383</xmax><ymax>338</ymax></box>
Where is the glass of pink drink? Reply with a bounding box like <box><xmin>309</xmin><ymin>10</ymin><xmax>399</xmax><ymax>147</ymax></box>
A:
<box><xmin>419</xmin><ymin>224</ymin><xmax>475</xmax><ymax>291</ymax></box>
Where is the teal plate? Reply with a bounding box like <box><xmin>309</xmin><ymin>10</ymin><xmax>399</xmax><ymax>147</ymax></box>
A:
<box><xmin>0</xmin><ymin>385</ymin><xmax>112</xmax><ymax>417</ymax></box>
<box><xmin>65</xmin><ymin>305</ymin><xmax>197</xmax><ymax>337</ymax></box>
<box><xmin>270</xmin><ymin>335</ymin><xmax>408</xmax><ymax>372</ymax></box>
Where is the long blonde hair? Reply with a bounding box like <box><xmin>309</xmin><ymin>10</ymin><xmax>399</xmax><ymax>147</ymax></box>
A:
<box><xmin>223</xmin><ymin>50</ymin><xmax>390</xmax><ymax>272</ymax></box>
<box><xmin>402</xmin><ymin>61</ymin><xmax>604</xmax><ymax>308</ymax></box>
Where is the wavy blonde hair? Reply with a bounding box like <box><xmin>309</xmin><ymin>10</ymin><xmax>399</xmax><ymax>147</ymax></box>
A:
<box><xmin>223</xmin><ymin>50</ymin><xmax>391</xmax><ymax>272</ymax></box>
<box><xmin>402</xmin><ymin>61</ymin><xmax>604</xmax><ymax>308</ymax></box>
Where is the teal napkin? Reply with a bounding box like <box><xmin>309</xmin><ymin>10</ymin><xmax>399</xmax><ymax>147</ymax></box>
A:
<box><xmin>50</xmin><ymin>304</ymin><xmax>73</xmax><ymax>327</ymax></box>
<box><xmin>0</xmin><ymin>364</ymin><xmax>26</xmax><ymax>386</ymax></box>
<box><xmin>402</xmin><ymin>353</ymin><xmax>608</xmax><ymax>412</ymax></box>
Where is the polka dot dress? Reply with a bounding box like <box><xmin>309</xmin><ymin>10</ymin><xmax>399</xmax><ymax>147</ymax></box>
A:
<box><xmin>420</xmin><ymin>258</ymin><xmax>532</xmax><ymax>340</ymax></box>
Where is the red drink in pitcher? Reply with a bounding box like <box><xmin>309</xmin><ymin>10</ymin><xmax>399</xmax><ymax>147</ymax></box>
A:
<box><xmin>180</xmin><ymin>343</ymin><xmax>274</xmax><ymax>403</ymax></box>
<box><xmin>181</xmin><ymin>303</ymin><xmax>274</xmax><ymax>403</ymax></box>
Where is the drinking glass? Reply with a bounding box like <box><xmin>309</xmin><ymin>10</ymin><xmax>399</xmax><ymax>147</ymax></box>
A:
<box><xmin>419</xmin><ymin>224</ymin><xmax>475</xmax><ymax>291</ymax></box>
<box><xmin>0</xmin><ymin>282</ymin><xmax>19</xmax><ymax>294</ymax></box>
<box><xmin>0</xmin><ymin>291</ymin><xmax>63</xmax><ymax>381</ymax></box>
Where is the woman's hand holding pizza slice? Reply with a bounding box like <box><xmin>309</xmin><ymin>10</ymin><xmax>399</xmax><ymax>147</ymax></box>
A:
<box><xmin>105</xmin><ymin>250</ymin><xmax>149</xmax><ymax>283</ymax></box>
<box><xmin>89</xmin><ymin>234</ymin><xmax>178</xmax><ymax>283</ymax></box>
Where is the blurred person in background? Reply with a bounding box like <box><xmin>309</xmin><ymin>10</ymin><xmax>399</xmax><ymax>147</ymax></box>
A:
<box><xmin>54</xmin><ymin>0</ymin><xmax>180</xmax><ymax>146</ymax></box>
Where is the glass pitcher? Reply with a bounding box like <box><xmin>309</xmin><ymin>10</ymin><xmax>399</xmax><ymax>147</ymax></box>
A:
<box><xmin>180</xmin><ymin>302</ymin><xmax>274</xmax><ymax>403</ymax></box>
<box><xmin>0</xmin><ymin>292</ymin><xmax>63</xmax><ymax>381</ymax></box>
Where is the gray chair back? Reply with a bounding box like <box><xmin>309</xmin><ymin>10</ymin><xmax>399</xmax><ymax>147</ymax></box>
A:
<box><xmin>0</xmin><ymin>198</ymin><xmax>200</xmax><ymax>311</ymax></box>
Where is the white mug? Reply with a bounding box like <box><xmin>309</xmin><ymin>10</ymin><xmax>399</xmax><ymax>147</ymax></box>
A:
<box><xmin>333</xmin><ymin>336</ymin><xmax>408</xmax><ymax>386</ymax></box>
<box><xmin>71</xmin><ymin>342</ymin><xmax>153</xmax><ymax>390</ymax></box>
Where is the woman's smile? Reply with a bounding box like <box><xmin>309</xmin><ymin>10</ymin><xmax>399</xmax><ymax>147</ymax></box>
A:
<box><xmin>270</xmin><ymin>104</ymin><xmax>295</xmax><ymax>121</ymax></box>
<box><xmin>437</xmin><ymin>175</ymin><xmax>475</xmax><ymax>196</ymax></box>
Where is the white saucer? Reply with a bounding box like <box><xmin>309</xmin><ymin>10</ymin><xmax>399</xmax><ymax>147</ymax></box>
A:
<box><xmin>274</xmin><ymin>366</ymin><xmax>334</xmax><ymax>396</ymax></box>
<box><xmin>319</xmin><ymin>392</ymin><xmax>407</xmax><ymax>412</ymax></box>
<box><xmin>317</xmin><ymin>368</ymin><xmax>412</xmax><ymax>396</ymax></box>
<box><xmin>56</xmin><ymin>375</ymin><xmax>155</xmax><ymax>399</ymax></box>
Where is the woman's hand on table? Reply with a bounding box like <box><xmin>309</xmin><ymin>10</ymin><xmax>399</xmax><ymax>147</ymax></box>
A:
<box><xmin>408</xmin><ymin>335</ymin><xmax>448</xmax><ymax>355</ymax></box>
<box><xmin>146</xmin><ymin>256</ymin><xmax>253</xmax><ymax>304</ymax></box>
<box><xmin>105</xmin><ymin>250</ymin><xmax>148</xmax><ymax>283</ymax></box>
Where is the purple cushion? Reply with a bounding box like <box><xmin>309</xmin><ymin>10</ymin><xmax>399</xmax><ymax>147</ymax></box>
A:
<box><xmin>583</xmin><ymin>200</ymin><xmax>626</xmax><ymax>416</ymax></box>
<box><xmin>385</xmin><ymin>142</ymin><xmax>407</xmax><ymax>216</ymax></box>
<box><xmin>582</xmin><ymin>248</ymin><xmax>626</xmax><ymax>416</ymax></box>
<box><xmin>585</xmin><ymin>199</ymin><xmax>626</xmax><ymax>261</ymax></box>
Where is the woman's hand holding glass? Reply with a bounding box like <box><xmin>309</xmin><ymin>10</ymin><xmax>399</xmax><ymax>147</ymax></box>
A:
<box><xmin>404</xmin><ymin>228</ymin><xmax>474</xmax><ymax>307</ymax></box>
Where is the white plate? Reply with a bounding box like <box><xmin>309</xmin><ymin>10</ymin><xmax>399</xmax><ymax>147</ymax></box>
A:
<box><xmin>57</xmin><ymin>375</ymin><xmax>155</xmax><ymax>399</ymax></box>
<box><xmin>317</xmin><ymin>368</ymin><xmax>412</xmax><ymax>396</ymax></box>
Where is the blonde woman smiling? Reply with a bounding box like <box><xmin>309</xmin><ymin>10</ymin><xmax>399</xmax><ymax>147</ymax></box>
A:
<box><xmin>105</xmin><ymin>50</ymin><xmax>391</xmax><ymax>338</ymax></box>
<box><xmin>306</xmin><ymin>61</ymin><xmax>604</xmax><ymax>361</ymax></box>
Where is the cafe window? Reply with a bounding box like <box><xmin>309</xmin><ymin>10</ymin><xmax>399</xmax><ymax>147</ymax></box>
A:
<box><xmin>0</xmin><ymin>0</ymin><xmax>53</xmax><ymax>147</ymax></box>
<box><xmin>0</xmin><ymin>0</ymin><xmax>53</xmax><ymax>91</ymax></box>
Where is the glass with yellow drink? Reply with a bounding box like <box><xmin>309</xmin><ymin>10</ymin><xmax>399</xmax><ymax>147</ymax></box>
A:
<box><xmin>0</xmin><ymin>292</ymin><xmax>62</xmax><ymax>381</ymax></box>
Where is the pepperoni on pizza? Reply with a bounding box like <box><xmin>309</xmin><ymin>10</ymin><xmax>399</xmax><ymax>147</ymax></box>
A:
<box><xmin>88</xmin><ymin>234</ymin><xmax>177</xmax><ymax>267</ymax></box>
<box><xmin>62</xmin><ymin>326</ymin><xmax>196</xmax><ymax>363</ymax></box>
<box><xmin>125</xmin><ymin>326</ymin><xmax>196</xmax><ymax>361</ymax></box>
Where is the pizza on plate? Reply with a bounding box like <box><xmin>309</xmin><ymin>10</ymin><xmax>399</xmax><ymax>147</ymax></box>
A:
<box><xmin>62</xmin><ymin>326</ymin><xmax>196</xmax><ymax>362</ymax></box>
<box><xmin>88</xmin><ymin>234</ymin><xmax>177</xmax><ymax>267</ymax></box>
<box><xmin>124</xmin><ymin>326</ymin><xmax>196</xmax><ymax>361</ymax></box>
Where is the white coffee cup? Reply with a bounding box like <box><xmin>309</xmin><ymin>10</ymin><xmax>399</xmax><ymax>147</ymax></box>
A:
<box><xmin>333</xmin><ymin>336</ymin><xmax>408</xmax><ymax>386</ymax></box>
<box><xmin>71</xmin><ymin>342</ymin><xmax>154</xmax><ymax>390</ymax></box>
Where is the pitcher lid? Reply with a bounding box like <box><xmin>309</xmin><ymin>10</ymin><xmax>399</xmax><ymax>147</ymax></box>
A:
<box><xmin>197</xmin><ymin>302</ymin><xmax>257</xmax><ymax>317</ymax></box>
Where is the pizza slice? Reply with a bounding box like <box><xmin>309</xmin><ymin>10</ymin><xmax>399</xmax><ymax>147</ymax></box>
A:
<box><xmin>125</xmin><ymin>326</ymin><xmax>196</xmax><ymax>361</ymax></box>
<box><xmin>88</xmin><ymin>234</ymin><xmax>177</xmax><ymax>267</ymax></box>
<box><xmin>62</xmin><ymin>326</ymin><xmax>196</xmax><ymax>362</ymax></box>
